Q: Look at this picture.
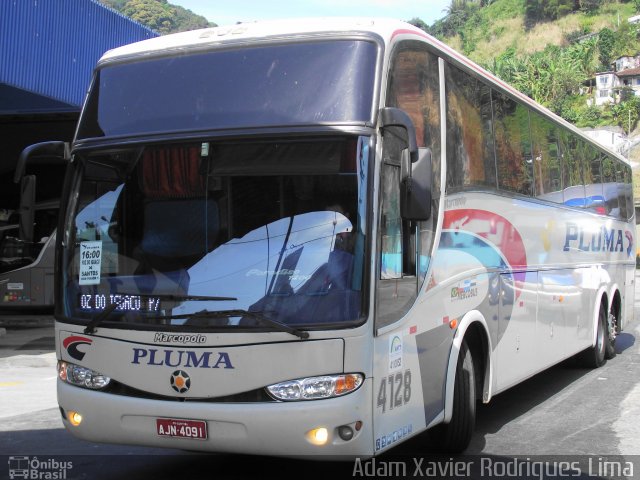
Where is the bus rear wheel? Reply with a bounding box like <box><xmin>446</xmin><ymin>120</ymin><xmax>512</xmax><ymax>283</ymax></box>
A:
<box><xmin>433</xmin><ymin>339</ymin><xmax>475</xmax><ymax>453</ymax></box>
<box><xmin>605</xmin><ymin>309</ymin><xmax>617</xmax><ymax>360</ymax></box>
<box><xmin>579</xmin><ymin>305</ymin><xmax>607</xmax><ymax>368</ymax></box>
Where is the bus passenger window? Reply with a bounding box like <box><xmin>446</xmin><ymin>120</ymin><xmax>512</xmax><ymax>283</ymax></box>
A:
<box><xmin>583</xmin><ymin>144</ymin><xmax>605</xmax><ymax>214</ymax></box>
<box><xmin>493</xmin><ymin>91</ymin><xmax>533</xmax><ymax>196</ymax></box>
<box><xmin>624</xmin><ymin>167</ymin><xmax>633</xmax><ymax>220</ymax></box>
<box><xmin>531</xmin><ymin>113</ymin><xmax>562</xmax><ymax>202</ymax></box>
<box><xmin>617</xmin><ymin>166</ymin><xmax>630</xmax><ymax>220</ymax></box>
<box><xmin>602</xmin><ymin>156</ymin><xmax>620</xmax><ymax>217</ymax></box>
<box><xmin>445</xmin><ymin>63</ymin><xmax>496</xmax><ymax>192</ymax></box>
<box><xmin>558</xmin><ymin>132</ymin><xmax>585</xmax><ymax>207</ymax></box>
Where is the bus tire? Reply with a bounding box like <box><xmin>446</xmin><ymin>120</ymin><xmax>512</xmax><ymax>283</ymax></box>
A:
<box><xmin>434</xmin><ymin>339</ymin><xmax>475</xmax><ymax>453</ymax></box>
<box><xmin>605</xmin><ymin>309</ymin><xmax>617</xmax><ymax>360</ymax></box>
<box><xmin>579</xmin><ymin>305</ymin><xmax>607</xmax><ymax>368</ymax></box>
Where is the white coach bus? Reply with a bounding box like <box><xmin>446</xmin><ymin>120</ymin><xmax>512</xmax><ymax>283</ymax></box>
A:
<box><xmin>28</xmin><ymin>18</ymin><xmax>634</xmax><ymax>456</ymax></box>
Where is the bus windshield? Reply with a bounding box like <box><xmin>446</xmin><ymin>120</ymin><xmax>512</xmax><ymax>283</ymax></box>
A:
<box><xmin>77</xmin><ymin>40</ymin><xmax>378</xmax><ymax>140</ymax></box>
<box><xmin>61</xmin><ymin>137</ymin><xmax>369</xmax><ymax>330</ymax></box>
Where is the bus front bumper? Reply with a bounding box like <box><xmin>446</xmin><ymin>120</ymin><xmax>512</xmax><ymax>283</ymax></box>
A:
<box><xmin>57</xmin><ymin>379</ymin><xmax>374</xmax><ymax>457</ymax></box>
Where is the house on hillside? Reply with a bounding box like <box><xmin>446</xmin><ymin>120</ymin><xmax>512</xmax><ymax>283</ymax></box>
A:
<box><xmin>617</xmin><ymin>67</ymin><xmax>640</xmax><ymax>94</ymax></box>
<box><xmin>588</xmin><ymin>54</ymin><xmax>640</xmax><ymax>106</ymax></box>
<box><xmin>591</xmin><ymin>71</ymin><xmax>619</xmax><ymax>105</ymax></box>
<box><xmin>615</xmin><ymin>55</ymin><xmax>640</xmax><ymax>71</ymax></box>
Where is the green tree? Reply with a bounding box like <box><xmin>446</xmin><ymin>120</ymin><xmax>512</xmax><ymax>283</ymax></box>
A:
<box><xmin>611</xmin><ymin>21</ymin><xmax>640</xmax><ymax>59</ymax></box>
<box><xmin>525</xmin><ymin>0</ymin><xmax>577</xmax><ymax>29</ymax></box>
<box><xmin>121</xmin><ymin>0</ymin><xmax>176</xmax><ymax>33</ymax></box>
<box><xmin>579</xmin><ymin>105</ymin><xmax>602</xmax><ymax>127</ymax></box>
<box><xmin>612</xmin><ymin>97</ymin><xmax>640</xmax><ymax>134</ymax></box>
<box><xmin>173</xmin><ymin>5</ymin><xmax>212</xmax><ymax>32</ymax></box>
<box><xmin>442</xmin><ymin>0</ymin><xmax>474</xmax><ymax>36</ymax></box>
<box><xmin>100</xmin><ymin>0</ymin><xmax>213</xmax><ymax>34</ymax></box>
<box><xmin>488</xmin><ymin>47</ymin><xmax>520</xmax><ymax>82</ymax></box>
<box><xmin>579</xmin><ymin>0</ymin><xmax>602</xmax><ymax>14</ymax></box>
<box><xmin>565</xmin><ymin>37</ymin><xmax>599</xmax><ymax>76</ymax></box>
<box><xmin>598</xmin><ymin>28</ymin><xmax>615</xmax><ymax>68</ymax></box>
<box><xmin>408</xmin><ymin>17</ymin><xmax>429</xmax><ymax>32</ymax></box>
<box><xmin>486</xmin><ymin>41</ymin><xmax>590</xmax><ymax>116</ymax></box>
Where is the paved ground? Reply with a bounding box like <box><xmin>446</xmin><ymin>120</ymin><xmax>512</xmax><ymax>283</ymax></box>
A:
<box><xmin>1</xmin><ymin>278</ymin><xmax>640</xmax><ymax>479</ymax></box>
<box><xmin>0</xmin><ymin>325</ymin><xmax>57</xmax><ymax>421</ymax></box>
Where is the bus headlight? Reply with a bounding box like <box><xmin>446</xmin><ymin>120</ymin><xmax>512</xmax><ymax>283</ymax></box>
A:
<box><xmin>266</xmin><ymin>373</ymin><xmax>363</xmax><ymax>401</ymax></box>
<box><xmin>58</xmin><ymin>361</ymin><xmax>111</xmax><ymax>390</ymax></box>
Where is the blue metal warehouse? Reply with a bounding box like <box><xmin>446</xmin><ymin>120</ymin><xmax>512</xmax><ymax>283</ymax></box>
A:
<box><xmin>0</xmin><ymin>0</ymin><xmax>157</xmax><ymax>204</ymax></box>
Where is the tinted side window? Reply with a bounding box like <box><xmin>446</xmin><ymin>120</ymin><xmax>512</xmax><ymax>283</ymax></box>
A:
<box><xmin>617</xmin><ymin>164</ymin><xmax>630</xmax><ymax>220</ymax></box>
<box><xmin>445</xmin><ymin>64</ymin><xmax>496</xmax><ymax>191</ymax></box>
<box><xmin>531</xmin><ymin>113</ymin><xmax>562</xmax><ymax>203</ymax></box>
<box><xmin>493</xmin><ymin>91</ymin><xmax>533</xmax><ymax>196</ymax></box>
<box><xmin>387</xmin><ymin>44</ymin><xmax>441</xmax><ymax>160</ymax></box>
<box><xmin>559</xmin><ymin>131</ymin><xmax>584</xmax><ymax>207</ymax></box>
<box><xmin>583</xmin><ymin>144</ymin><xmax>604</xmax><ymax>213</ymax></box>
<box><xmin>602</xmin><ymin>156</ymin><xmax>620</xmax><ymax>217</ymax></box>
<box><xmin>625</xmin><ymin>166</ymin><xmax>634</xmax><ymax>220</ymax></box>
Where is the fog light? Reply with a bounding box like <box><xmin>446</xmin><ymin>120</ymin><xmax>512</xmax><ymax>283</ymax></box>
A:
<box><xmin>338</xmin><ymin>425</ymin><xmax>354</xmax><ymax>441</ymax></box>
<box><xmin>307</xmin><ymin>427</ymin><xmax>329</xmax><ymax>445</ymax></box>
<box><xmin>68</xmin><ymin>411</ymin><xmax>83</xmax><ymax>426</ymax></box>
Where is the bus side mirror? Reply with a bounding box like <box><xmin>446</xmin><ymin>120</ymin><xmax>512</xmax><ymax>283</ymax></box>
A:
<box><xmin>401</xmin><ymin>147</ymin><xmax>432</xmax><ymax>221</ymax></box>
<box><xmin>14</xmin><ymin>141</ymin><xmax>70</xmax><ymax>183</ymax></box>
<box><xmin>379</xmin><ymin>107</ymin><xmax>418</xmax><ymax>160</ymax></box>
<box><xmin>379</xmin><ymin>107</ymin><xmax>432</xmax><ymax>221</ymax></box>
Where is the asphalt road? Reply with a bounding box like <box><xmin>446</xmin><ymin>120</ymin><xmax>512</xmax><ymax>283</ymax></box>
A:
<box><xmin>1</xmin><ymin>281</ymin><xmax>640</xmax><ymax>479</ymax></box>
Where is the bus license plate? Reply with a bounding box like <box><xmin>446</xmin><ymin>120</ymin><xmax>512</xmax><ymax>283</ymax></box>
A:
<box><xmin>156</xmin><ymin>418</ymin><xmax>207</xmax><ymax>440</ymax></box>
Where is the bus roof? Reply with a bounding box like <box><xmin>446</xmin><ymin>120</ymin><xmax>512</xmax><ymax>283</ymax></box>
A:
<box><xmin>99</xmin><ymin>18</ymin><xmax>419</xmax><ymax>63</ymax></box>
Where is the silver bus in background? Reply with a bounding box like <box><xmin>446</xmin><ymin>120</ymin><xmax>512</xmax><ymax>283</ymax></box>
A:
<box><xmin>0</xmin><ymin>142</ymin><xmax>67</xmax><ymax>311</ymax></box>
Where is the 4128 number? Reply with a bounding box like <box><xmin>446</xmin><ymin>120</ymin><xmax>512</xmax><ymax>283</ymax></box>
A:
<box><xmin>377</xmin><ymin>369</ymin><xmax>411</xmax><ymax>413</ymax></box>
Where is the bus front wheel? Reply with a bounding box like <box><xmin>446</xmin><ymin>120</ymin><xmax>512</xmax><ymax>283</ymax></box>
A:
<box><xmin>433</xmin><ymin>339</ymin><xmax>475</xmax><ymax>453</ymax></box>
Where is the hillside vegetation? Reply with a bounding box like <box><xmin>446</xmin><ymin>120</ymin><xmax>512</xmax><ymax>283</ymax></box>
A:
<box><xmin>99</xmin><ymin>0</ymin><xmax>215</xmax><ymax>34</ymax></box>
<box><xmin>412</xmin><ymin>0</ymin><xmax>640</xmax><ymax>132</ymax></box>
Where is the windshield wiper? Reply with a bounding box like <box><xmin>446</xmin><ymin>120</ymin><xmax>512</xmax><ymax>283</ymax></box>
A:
<box><xmin>83</xmin><ymin>293</ymin><xmax>237</xmax><ymax>334</ymax></box>
<box><xmin>161</xmin><ymin>309</ymin><xmax>309</xmax><ymax>340</ymax></box>
<box><xmin>84</xmin><ymin>300</ymin><xmax>121</xmax><ymax>334</ymax></box>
